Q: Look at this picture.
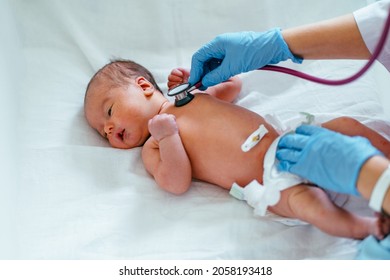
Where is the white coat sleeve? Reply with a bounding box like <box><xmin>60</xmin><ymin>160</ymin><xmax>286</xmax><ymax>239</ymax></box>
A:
<box><xmin>353</xmin><ymin>0</ymin><xmax>390</xmax><ymax>72</ymax></box>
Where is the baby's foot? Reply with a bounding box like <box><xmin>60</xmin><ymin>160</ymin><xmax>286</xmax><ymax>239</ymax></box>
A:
<box><xmin>371</xmin><ymin>213</ymin><xmax>390</xmax><ymax>240</ymax></box>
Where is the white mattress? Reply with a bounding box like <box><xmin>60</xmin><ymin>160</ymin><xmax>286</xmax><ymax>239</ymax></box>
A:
<box><xmin>2</xmin><ymin>0</ymin><xmax>390</xmax><ymax>259</ymax></box>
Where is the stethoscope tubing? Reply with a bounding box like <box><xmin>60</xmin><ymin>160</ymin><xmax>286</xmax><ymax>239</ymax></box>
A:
<box><xmin>260</xmin><ymin>7</ymin><xmax>390</xmax><ymax>85</ymax></box>
<box><xmin>168</xmin><ymin>7</ymin><xmax>390</xmax><ymax>106</ymax></box>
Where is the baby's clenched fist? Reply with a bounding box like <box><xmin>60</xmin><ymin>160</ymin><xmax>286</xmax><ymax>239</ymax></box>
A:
<box><xmin>148</xmin><ymin>114</ymin><xmax>179</xmax><ymax>142</ymax></box>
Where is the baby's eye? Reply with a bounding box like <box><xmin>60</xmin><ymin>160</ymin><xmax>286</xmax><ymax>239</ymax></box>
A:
<box><xmin>108</xmin><ymin>106</ymin><xmax>113</xmax><ymax>117</ymax></box>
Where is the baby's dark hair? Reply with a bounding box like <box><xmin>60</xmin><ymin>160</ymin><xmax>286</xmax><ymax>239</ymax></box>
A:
<box><xmin>85</xmin><ymin>59</ymin><xmax>162</xmax><ymax>104</ymax></box>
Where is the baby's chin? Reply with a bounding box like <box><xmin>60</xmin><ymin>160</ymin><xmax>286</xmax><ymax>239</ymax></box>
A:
<box><xmin>110</xmin><ymin>136</ymin><xmax>149</xmax><ymax>150</ymax></box>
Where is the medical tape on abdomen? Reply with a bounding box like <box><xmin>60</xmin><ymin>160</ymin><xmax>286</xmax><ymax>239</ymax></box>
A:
<box><xmin>241</xmin><ymin>124</ymin><xmax>268</xmax><ymax>152</ymax></box>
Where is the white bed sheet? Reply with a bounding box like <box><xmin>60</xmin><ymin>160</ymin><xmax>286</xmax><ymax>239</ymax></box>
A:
<box><xmin>3</xmin><ymin>0</ymin><xmax>390</xmax><ymax>259</ymax></box>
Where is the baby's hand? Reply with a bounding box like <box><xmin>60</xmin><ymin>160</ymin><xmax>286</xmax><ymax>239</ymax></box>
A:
<box><xmin>148</xmin><ymin>114</ymin><xmax>179</xmax><ymax>142</ymax></box>
<box><xmin>167</xmin><ymin>68</ymin><xmax>190</xmax><ymax>90</ymax></box>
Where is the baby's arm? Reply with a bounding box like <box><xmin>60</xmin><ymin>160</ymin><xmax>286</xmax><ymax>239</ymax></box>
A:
<box><xmin>205</xmin><ymin>75</ymin><xmax>242</xmax><ymax>103</ymax></box>
<box><xmin>142</xmin><ymin>113</ymin><xmax>192</xmax><ymax>195</ymax></box>
<box><xmin>167</xmin><ymin>68</ymin><xmax>242</xmax><ymax>103</ymax></box>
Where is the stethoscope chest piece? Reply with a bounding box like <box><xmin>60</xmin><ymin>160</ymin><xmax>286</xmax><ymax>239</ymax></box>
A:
<box><xmin>166</xmin><ymin>58</ymin><xmax>223</xmax><ymax>107</ymax></box>
<box><xmin>167</xmin><ymin>82</ymin><xmax>194</xmax><ymax>107</ymax></box>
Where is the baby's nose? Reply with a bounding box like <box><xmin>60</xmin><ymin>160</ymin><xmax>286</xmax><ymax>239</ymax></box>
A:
<box><xmin>104</xmin><ymin>122</ymin><xmax>114</xmax><ymax>136</ymax></box>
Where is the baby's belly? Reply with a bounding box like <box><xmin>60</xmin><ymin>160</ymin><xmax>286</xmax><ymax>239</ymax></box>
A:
<box><xmin>191</xmin><ymin>133</ymin><xmax>277</xmax><ymax>189</ymax></box>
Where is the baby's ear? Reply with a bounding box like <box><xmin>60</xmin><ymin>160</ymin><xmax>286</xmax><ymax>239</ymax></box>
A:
<box><xmin>135</xmin><ymin>76</ymin><xmax>154</xmax><ymax>97</ymax></box>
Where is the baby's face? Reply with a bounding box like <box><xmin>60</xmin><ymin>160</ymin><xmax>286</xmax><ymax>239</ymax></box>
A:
<box><xmin>85</xmin><ymin>80</ymin><xmax>153</xmax><ymax>149</ymax></box>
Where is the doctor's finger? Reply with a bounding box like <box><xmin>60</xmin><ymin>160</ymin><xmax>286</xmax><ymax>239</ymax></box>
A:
<box><xmin>189</xmin><ymin>60</ymin><xmax>205</xmax><ymax>86</ymax></box>
<box><xmin>295</xmin><ymin>124</ymin><xmax>327</xmax><ymax>136</ymax></box>
<box><xmin>277</xmin><ymin>134</ymin><xmax>309</xmax><ymax>150</ymax></box>
<box><xmin>276</xmin><ymin>160</ymin><xmax>293</xmax><ymax>172</ymax></box>
<box><xmin>276</xmin><ymin>149</ymin><xmax>301</xmax><ymax>163</ymax></box>
<box><xmin>202</xmin><ymin>67</ymin><xmax>230</xmax><ymax>88</ymax></box>
<box><xmin>189</xmin><ymin>49</ymin><xmax>214</xmax><ymax>85</ymax></box>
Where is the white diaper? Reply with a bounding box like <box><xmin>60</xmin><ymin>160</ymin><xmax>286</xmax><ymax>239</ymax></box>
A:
<box><xmin>230</xmin><ymin>112</ymin><xmax>316</xmax><ymax>225</ymax></box>
<box><xmin>230</xmin><ymin>136</ymin><xmax>305</xmax><ymax>216</ymax></box>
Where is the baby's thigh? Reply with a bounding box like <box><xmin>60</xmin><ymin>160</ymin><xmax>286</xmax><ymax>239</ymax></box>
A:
<box><xmin>323</xmin><ymin>116</ymin><xmax>390</xmax><ymax>156</ymax></box>
<box><xmin>321</xmin><ymin>116</ymin><xmax>362</xmax><ymax>135</ymax></box>
<box><xmin>268</xmin><ymin>184</ymin><xmax>330</xmax><ymax>219</ymax></box>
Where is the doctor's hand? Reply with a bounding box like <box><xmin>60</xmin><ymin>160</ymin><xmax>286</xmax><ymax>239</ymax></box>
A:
<box><xmin>189</xmin><ymin>28</ymin><xmax>302</xmax><ymax>89</ymax></box>
<box><xmin>276</xmin><ymin>125</ymin><xmax>382</xmax><ymax>196</ymax></box>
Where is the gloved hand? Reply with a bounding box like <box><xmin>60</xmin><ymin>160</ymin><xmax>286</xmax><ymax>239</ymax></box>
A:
<box><xmin>189</xmin><ymin>28</ymin><xmax>302</xmax><ymax>89</ymax></box>
<box><xmin>276</xmin><ymin>125</ymin><xmax>382</xmax><ymax>196</ymax></box>
<box><xmin>356</xmin><ymin>235</ymin><xmax>390</xmax><ymax>259</ymax></box>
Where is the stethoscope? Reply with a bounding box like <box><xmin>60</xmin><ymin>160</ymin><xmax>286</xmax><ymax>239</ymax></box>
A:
<box><xmin>168</xmin><ymin>7</ymin><xmax>390</xmax><ymax>107</ymax></box>
<box><xmin>167</xmin><ymin>58</ymin><xmax>221</xmax><ymax>106</ymax></box>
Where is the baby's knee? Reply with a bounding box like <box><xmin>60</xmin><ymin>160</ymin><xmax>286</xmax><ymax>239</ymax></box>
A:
<box><xmin>322</xmin><ymin>116</ymin><xmax>363</xmax><ymax>135</ymax></box>
<box><xmin>286</xmin><ymin>186</ymin><xmax>330</xmax><ymax>219</ymax></box>
<box><xmin>333</xmin><ymin>116</ymin><xmax>360</xmax><ymax>127</ymax></box>
<box><xmin>269</xmin><ymin>185</ymin><xmax>326</xmax><ymax>218</ymax></box>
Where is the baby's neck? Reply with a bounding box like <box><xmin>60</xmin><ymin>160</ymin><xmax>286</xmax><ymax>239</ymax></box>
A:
<box><xmin>158</xmin><ymin>100</ymin><xmax>171</xmax><ymax>114</ymax></box>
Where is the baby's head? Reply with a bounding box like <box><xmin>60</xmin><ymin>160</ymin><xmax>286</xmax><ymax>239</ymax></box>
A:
<box><xmin>84</xmin><ymin>59</ymin><xmax>165</xmax><ymax>149</ymax></box>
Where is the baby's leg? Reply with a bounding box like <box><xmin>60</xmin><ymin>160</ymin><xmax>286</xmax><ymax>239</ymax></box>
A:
<box><xmin>322</xmin><ymin>117</ymin><xmax>390</xmax><ymax>157</ymax></box>
<box><xmin>268</xmin><ymin>184</ymin><xmax>382</xmax><ymax>239</ymax></box>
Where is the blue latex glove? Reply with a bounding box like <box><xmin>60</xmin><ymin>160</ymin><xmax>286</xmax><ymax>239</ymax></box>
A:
<box><xmin>189</xmin><ymin>28</ymin><xmax>302</xmax><ymax>89</ymax></box>
<box><xmin>356</xmin><ymin>235</ymin><xmax>390</xmax><ymax>259</ymax></box>
<box><xmin>276</xmin><ymin>125</ymin><xmax>382</xmax><ymax>196</ymax></box>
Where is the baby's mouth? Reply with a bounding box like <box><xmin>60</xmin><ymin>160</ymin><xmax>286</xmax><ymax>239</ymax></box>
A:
<box><xmin>118</xmin><ymin>129</ymin><xmax>125</xmax><ymax>141</ymax></box>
